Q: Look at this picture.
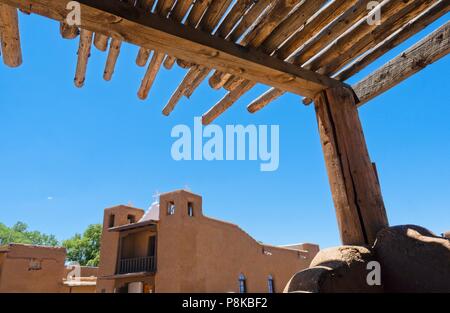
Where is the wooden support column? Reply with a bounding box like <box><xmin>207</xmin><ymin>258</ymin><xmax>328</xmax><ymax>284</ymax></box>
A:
<box><xmin>314</xmin><ymin>86</ymin><xmax>388</xmax><ymax>246</ymax></box>
<box><xmin>0</xmin><ymin>3</ymin><xmax>22</xmax><ymax>67</ymax></box>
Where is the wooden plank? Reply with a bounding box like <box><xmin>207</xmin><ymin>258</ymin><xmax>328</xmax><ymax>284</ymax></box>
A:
<box><xmin>314</xmin><ymin>86</ymin><xmax>388</xmax><ymax>245</ymax></box>
<box><xmin>354</xmin><ymin>21</ymin><xmax>450</xmax><ymax>106</ymax></box>
<box><xmin>0</xmin><ymin>3</ymin><xmax>22</xmax><ymax>67</ymax></box>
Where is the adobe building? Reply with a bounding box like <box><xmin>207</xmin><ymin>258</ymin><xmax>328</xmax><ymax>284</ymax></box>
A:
<box><xmin>96</xmin><ymin>190</ymin><xmax>319</xmax><ymax>293</ymax></box>
<box><xmin>0</xmin><ymin>243</ymin><xmax>97</xmax><ymax>293</ymax></box>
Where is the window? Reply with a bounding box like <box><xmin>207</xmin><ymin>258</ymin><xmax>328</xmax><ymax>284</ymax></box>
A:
<box><xmin>127</xmin><ymin>214</ymin><xmax>136</xmax><ymax>224</ymax></box>
<box><xmin>188</xmin><ymin>202</ymin><xmax>194</xmax><ymax>217</ymax></box>
<box><xmin>267</xmin><ymin>275</ymin><xmax>274</xmax><ymax>293</ymax></box>
<box><xmin>148</xmin><ymin>236</ymin><xmax>156</xmax><ymax>257</ymax></box>
<box><xmin>108</xmin><ymin>214</ymin><xmax>115</xmax><ymax>228</ymax></box>
<box><xmin>238</xmin><ymin>273</ymin><xmax>246</xmax><ymax>293</ymax></box>
<box><xmin>167</xmin><ymin>202</ymin><xmax>176</xmax><ymax>215</ymax></box>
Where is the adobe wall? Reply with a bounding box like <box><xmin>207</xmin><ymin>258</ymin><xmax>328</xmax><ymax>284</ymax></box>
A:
<box><xmin>0</xmin><ymin>244</ymin><xmax>66</xmax><ymax>293</ymax></box>
<box><xmin>155</xmin><ymin>190</ymin><xmax>318</xmax><ymax>293</ymax></box>
<box><xmin>96</xmin><ymin>205</ymin><xmax>145</xmax><ymax>293</ymax></box>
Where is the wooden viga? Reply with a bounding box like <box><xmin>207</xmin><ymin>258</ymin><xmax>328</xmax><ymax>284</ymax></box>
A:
<box><xmin>0</xmin><ymin>0</ymin><xmax>449</xmax><ymax>245</ymax></box>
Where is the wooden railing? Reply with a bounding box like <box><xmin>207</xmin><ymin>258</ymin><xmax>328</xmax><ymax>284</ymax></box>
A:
<box><xmin>118</xmin><ymin>256</ymin><xmax>155</xmax><ymax>274</ymax></box>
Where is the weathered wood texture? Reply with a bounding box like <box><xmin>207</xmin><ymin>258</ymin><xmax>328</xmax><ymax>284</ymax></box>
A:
<box><xmin>0</xmin><ymin>0</ymin><xmax>344</xmax><ymax>97</ymax></box>
<box><xmin>0</xmin><ymin>3</ymin><xmax>22</xmax><ymax>67</ymax></box>
<box><xmin>60</xmin><ymin>22</ymin><xmax>79</xmax><ymax>39</ymax></box>
<box><xmin>248</xmin><ymin>0</ymin><xmax>449</xmax><ymax>113</ymax></box>
<box><xmin>103</xmin><ymin>38</ymin><xmax>122</xmax><ymax>81</ymax></box>
<box><xmin>314</xmin><ymin>87</ymin><xmax>389</xmax><ymax>245</ymax></box>
<box><xmin>354</xmin><ymin>21</ymin><xmax>450</xmax><ymax>106</ymax></box>
<box><xmin>74</xmin><ymin>29</ymin><xmax>93</xmax><ymax>87</ymax></box>
<box><xmin>336</xmin><ymin>0</ymin><xmax>450</xmax><ymax>81</ymax></box>
<box><xmin>94</xmin><ymin>33</ymin><xmax>109</xmax><ymax>51</ymax></box>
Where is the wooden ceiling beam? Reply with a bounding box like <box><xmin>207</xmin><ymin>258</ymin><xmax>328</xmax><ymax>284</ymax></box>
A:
<box><xmin>0</xmin><ymin>3</ymin><xmax>22</xmax><ymax>67</ymax></box>
<box><xmin>33</xmin><ymin>0</ymin><xmax>332</xmax><ymax>112</ymax></box>
<box><xmin>354</xmin><ymin>21</ymin><xmax>449</xmax><ymax>106</ymax></box>
<box><xmin>336</xmin><ymin>0</ymin><xmax>450</xmax><ymax>81</ymax></box>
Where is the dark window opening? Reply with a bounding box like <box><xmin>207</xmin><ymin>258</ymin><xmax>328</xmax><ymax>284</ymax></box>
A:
<box><xmin>127</xmin><ymin>214</ymin><xmax>136</xmax><ymax>224</ymax></box>
<box><xmin>188</xmin><ymin>202</ymin><xmax>194</xmax><ymax>217</ymax></box>
<box><xmin>108</xmin><ymin>214</ymin><xmax>115</xmax><ymax>228</ymax></box>
<box><xmin>268</xmin><ymin>275</ymin><xmax>274</xmax><ymax>293</ymax></box>
<box><xmin>239</xmin><ymin>273</ymin><xmax>246</xmax><ymax>293</ymax></box>
<box><xmin>167</xmin><ymin>201</ymin><xmax>175</xmax><ymax>215</ymax></box>
<box><xmin>148</xmin><ymin>235</ymin><xmax>156</xmax><ymax>257</ymax></box>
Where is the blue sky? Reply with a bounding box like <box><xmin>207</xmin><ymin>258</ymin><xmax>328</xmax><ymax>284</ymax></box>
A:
<box><xmin>0</xmin><ymin>13</ymin><xmax>449</xmax><ymax>248</ymax></box>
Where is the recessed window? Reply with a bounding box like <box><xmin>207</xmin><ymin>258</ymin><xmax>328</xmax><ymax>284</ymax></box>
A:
<box><xmin>188</xmin><ymin>202</ymin><xmax>194</xmax><ymax>217</ymax></box>
<box><xmin>167</xmin><ymin>201</ymin><xmax>175</xmax><ymax>215</ymax></box>
<box><xmin>127</xmin><ymin>214</ymin><xmax>136</xmax><ymax>224</ymax></box>
<box><xmin>267</xmin><ymin>275</ymin><xmax>274</xmax><ymax>293</ymax></box>
<box><xmin>238</xmin><ymin>273</ymin><xmax>246</xmax><ymax>293</ymax></box>
<box><xmin>108</xmin><ymin>214</ymin><xmax>115</xmax><ymax>228</ymax></box>
<box><xmin>28</xmin><ymin>259</ymin><xmax>42</xmax><ymax>271</ymax></box>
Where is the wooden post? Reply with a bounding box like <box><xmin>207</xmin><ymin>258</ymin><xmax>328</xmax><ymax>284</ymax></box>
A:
<box><xmin>314</xmin><ymin>86</ymin><xmax>388</xmax><ymax>245</ymax></box>
<box><xmin>0</xmin><ymin>4</ymin><xmax>22</xmax><ymax>67</ymax></box>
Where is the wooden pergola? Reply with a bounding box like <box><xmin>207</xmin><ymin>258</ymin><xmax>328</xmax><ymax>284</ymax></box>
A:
<box><xmin>0</xmin><ymin>0</ymin><xmax>448</xmax><ymax>246</ymax></box>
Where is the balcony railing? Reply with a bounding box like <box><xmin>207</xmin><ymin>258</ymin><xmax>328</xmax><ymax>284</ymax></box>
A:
<box><xmin>118</xmin><ymin>256</ymin><xmax>156</xmax><ymax>274</ymax></box>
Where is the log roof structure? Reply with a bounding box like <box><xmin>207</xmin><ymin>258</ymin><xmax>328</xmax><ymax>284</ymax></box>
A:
<box><xmin>0</xmin><ymin>0</ymin><xmax>449</xmax><ymax>246</ymax></box>
<box><xmin>0</xmin><ymin>0</ymin><xmax>448</xmax><ymax>123</ymax></box>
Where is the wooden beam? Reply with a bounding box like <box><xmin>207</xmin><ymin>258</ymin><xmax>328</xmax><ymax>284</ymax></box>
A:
<box><xmin>301</xmin><ymin>0</ymin><xmax>438</xmax><ymax>105</ymax></box>
<box><xmin>246</xmin><ymin>0</ymin><xmax>364</xmax><ymax>113</ymax></box>
<box><xmin>103</xmin><ymin>38</ymin><xmax>122</xmax><ymax>81</ymax></box>
<box><xmin>60</xmin><ymin>22</ymin><xmax>79</xmax><ymax>39</ymax></box>
<box><xmin>0</xmin><ymin>0</ymin><xmax>345</xmax><ymax>96</ymax></box>
<box><xmin>93</xmin><ymin>33</ymin><xmax>109</xmax><ymax>51</ymax></box>
<box><xmin>137</xmin><ymin>51</ymin><xmax>165</xmax><ymax>100</ymax></box>
<box><xmin>336</xmin><ymin>0</ymin><xmax>450</xmax><ymax>81</ymax></box>
<box><xmin>0</xmin><ymin>3</ymin><xmax>22</xmax><ymax>67</ymax></box>
<box><xmin>161</xmin><ymin>0</ymin><xmax>234</xmax><ymax>114</ymax></box>
<box><xmin>354</xmin><ymin>21</ymin><xmax>450</xmax><ymax>106</ymax></box>
<box><xmin>74</xmin><ymin>29</ymin><xmax>93</xmax><ymax>87</ymax></box>
<box><xmin>314</xmin><ymin>86</ymin><xmax>389</xmax><ymax>245</ymax></box>
<box><xmin>209</xmin><ymin>0</ymin><xmax>303</xmax><ymax>90</ymax></box>
<box><xmin>303</xmin><ymin>0</ymin><xmax>425</xmax><ymax>73</ymax></box>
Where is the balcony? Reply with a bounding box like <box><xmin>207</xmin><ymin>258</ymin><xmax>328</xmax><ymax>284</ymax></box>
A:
<box><xmin>118</xmin><ymin>256</ymin><xmax>156</xmax><ymax>274</ymax></box>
